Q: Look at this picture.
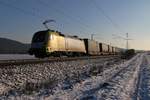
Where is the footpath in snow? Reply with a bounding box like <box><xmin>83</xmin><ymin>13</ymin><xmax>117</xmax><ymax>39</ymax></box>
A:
<box><xmin>133</xmin><ymin>54</ymin><xmax>150</xmax><ymax>100</ymax></box>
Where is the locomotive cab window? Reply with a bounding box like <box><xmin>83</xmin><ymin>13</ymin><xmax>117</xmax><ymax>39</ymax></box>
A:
<box><xmin>32</xmin><ymin>31</ymin><xmax>47</xmax><ymax>42</ymax></box>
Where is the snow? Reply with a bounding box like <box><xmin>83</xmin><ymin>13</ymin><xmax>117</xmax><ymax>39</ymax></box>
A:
<box><xmin>0</xmin><ymin>56</ymin><xmax>122</xmax><ymax>99</ymax></box>
<box><xmin>0</xmin><ymin>54</ymin><xmax>35</xmax><ymax>60</ymax></box>
<box><xmin>1</xmin><ymin>53</ymin><xmax>150</xmax><ymax>100</ymax></box>
<box><xmin>97</xmin><ymin>54</ymin><xmax>143</xmax><ymax>100</ymax></box>
<box><xmin>47</xmin><ymin>54</ymin><xmax>143</xmax><ymax>100</ymax></box>
<box><xmin>133</xmin><ymin>54</ymin><xmax>150</xmax><ymax>100</ymax></box>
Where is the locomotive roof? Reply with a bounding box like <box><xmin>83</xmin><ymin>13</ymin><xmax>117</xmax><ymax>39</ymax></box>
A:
<box><xmin>46</xmin><ymin>30</ymin><xmax>83</xmax><ymax>40</ymax></box>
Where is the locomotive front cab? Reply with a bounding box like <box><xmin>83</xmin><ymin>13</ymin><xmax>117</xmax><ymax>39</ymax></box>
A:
<box><xmin>29</xmin><ymin>30</ymin><xmax>50</xmax><ymax>58</ymax></box>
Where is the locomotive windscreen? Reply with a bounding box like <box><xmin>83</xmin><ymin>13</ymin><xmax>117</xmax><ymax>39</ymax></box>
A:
<box><xmin>32</xmin><ymin>31</ymin><xmax>47</xmax><ymax>42</ymax></box>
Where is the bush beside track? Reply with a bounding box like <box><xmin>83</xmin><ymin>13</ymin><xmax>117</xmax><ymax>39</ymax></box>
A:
<box><xmin>121</xmin><ymin>49</ymin><xmax>136</xmax><ymax>59</ymax></box>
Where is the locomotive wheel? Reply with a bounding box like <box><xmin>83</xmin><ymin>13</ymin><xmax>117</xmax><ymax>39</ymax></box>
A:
<box><xmin>34</xmin><ymin>53</ymin><xmax>45</xmax><ymax>58</ymax></box>
<box><xmin>66</xmin><ymin>52</ymin><xmax>73</xmax><ymax>57</ymax></box>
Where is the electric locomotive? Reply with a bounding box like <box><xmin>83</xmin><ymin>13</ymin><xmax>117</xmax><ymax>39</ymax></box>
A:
<box><xmin>28</xmin><ymin>29</ymin><xmax>86</xmax><ymax>58</ymax></box>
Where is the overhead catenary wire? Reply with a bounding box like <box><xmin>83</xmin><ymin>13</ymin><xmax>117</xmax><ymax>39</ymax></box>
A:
<box><xmin>0</xmin><ymin>0</ymin><xmax>123</xmax><ymax>34</ymax></box>
<box><xmin>89</xmin><ymin>0</ymin><xmax>129</xmax><ymax>49</ymax></box>
<box><xmin>0</xmin><ymin>1</ymin><xmax>44</xmax><ymax>21</ymax></box>
<box><xmin>45</xmin><ymin>0</ymin><xmax>102</xmax><ymax>39</ymax></box>
<box><xmin>0</xmin><ymin>1</ymin><xmax>74</xmax><ymax>32</ymax></box>
<box><xmin>46</xmin><ymin>0</ymin><xmax>97</xmax><ymax>31</ymax></box>
<box><xmin>35</xmin><ymin>0</ymin><xmax>95</xmax><ymax>35</ymax></box>
<box><xmin>112</xmin><ymin>33</ymin><xmax>133</xmax><ymax>49</ymax></box>
<box><xmin>0</xmin><ymin>0</ymin><xmax>94</xmax><ymax>38</ymax></box>
<box><xmin>0</xmin><ymin>1</ymin><xmax>109</xmax><ymax>36</ymax></box>
<box><xmin>89</xmin><ymin>0</ymin><xmax>124</xmax><ymax>33</ymax></box>
<box><xmin>1</xmin><ymin>0</ymin><xmax>124</xmax><ymax>42</ymax></box>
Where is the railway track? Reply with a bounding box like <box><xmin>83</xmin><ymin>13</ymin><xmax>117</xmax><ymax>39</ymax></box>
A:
<box><xmin>0</xmin><ymin>55</ymin><xmax>119</xmax><ymax>66</ymax></box>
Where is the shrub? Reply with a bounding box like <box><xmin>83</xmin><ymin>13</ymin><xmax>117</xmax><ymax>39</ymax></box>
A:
<box><xmin>121</xmin><ymin>49</ymin><xmax>135</xmax><ymax>59</ymax></box>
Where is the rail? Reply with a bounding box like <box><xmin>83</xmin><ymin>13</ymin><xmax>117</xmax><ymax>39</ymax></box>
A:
<box><xmin>0</xmin><ymin>55</ymin><xmax>119</xmax><ymax>66</ymax></box>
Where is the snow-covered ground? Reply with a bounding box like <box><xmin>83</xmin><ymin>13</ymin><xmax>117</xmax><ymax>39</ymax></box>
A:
<box><xmin>0</xmin><ymin>56</ymin><xmax>122</xmax><ymax>99</ymax></box>
<box><xmin>0</xmin><ymin>54</ymin><xmax>36</xmax><ymax>60</ymax></box>
<box><xmin>133</xmin><ymin>54</ymin><xmax>150</xmax><ymax>100</ymax></box>
<box><xmin>47</xmin><ymin>54</ymin><xmax>143</xmax><ymax>100</ymax></box>
<box><xmin>42</xmin><ymin>53</ymin><xmax>150</xmax><ymax>100</ymax></box>
<box><xmin>1</xmin><ymin>53</ymin><xmax>150</xmax><ymax>100</ymax></box>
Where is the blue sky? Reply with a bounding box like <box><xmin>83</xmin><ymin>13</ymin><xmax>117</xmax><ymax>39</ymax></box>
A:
<box><xmin>0</xmin><ymin>0</ymin><xmax>150</xmax><ymax>50</ymax></box>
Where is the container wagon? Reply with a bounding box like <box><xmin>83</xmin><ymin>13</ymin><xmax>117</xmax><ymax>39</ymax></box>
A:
<box><xmin>99</xmin><ymin>43</ymin><xmax>109</xmax><ymax>55</ymax></box>
<box><xmin>108</xmin><ymin>45</ymin><xmax>113</xmax><ymax>54</ymax></box>
<box><xmin>84</xmin><ymin>39</ymin><xmax>100</xmax><ymax>55</ymax></box>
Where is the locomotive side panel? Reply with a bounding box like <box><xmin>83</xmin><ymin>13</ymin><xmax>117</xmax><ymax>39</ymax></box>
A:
<box><xmin>65</xmin><ymin>37</ymin><xmax>86</xmax><ymax>53</ymax></box>
<box><xmin>47</xmin><ymin>33</ymin><xmax>56</xmax><ymax>52</ymax></box>
<box><xmin>55</xmin><ymin>35</ymin><xmax>66</xmax><ymax>51</ymax></box>
<box><xmin>46</xmin><ymin>32</ymin><xmax>86</xmax><ymax>55</ymax></box>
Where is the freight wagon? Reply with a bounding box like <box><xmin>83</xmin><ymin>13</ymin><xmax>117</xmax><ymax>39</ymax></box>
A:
<box><xmin>99</xmin><ymin>43</ymin><xmax>109</xmax><ymax>55</ymax></box>
<box><xmin>83</xmin><ymin>39</ymin><xmax>100</xmax><ymax>55</ymax></box>
<box><xmin>108</xmin><ymin>45</ymin><xmax>113</xmax><ymax>54</ymax></box>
